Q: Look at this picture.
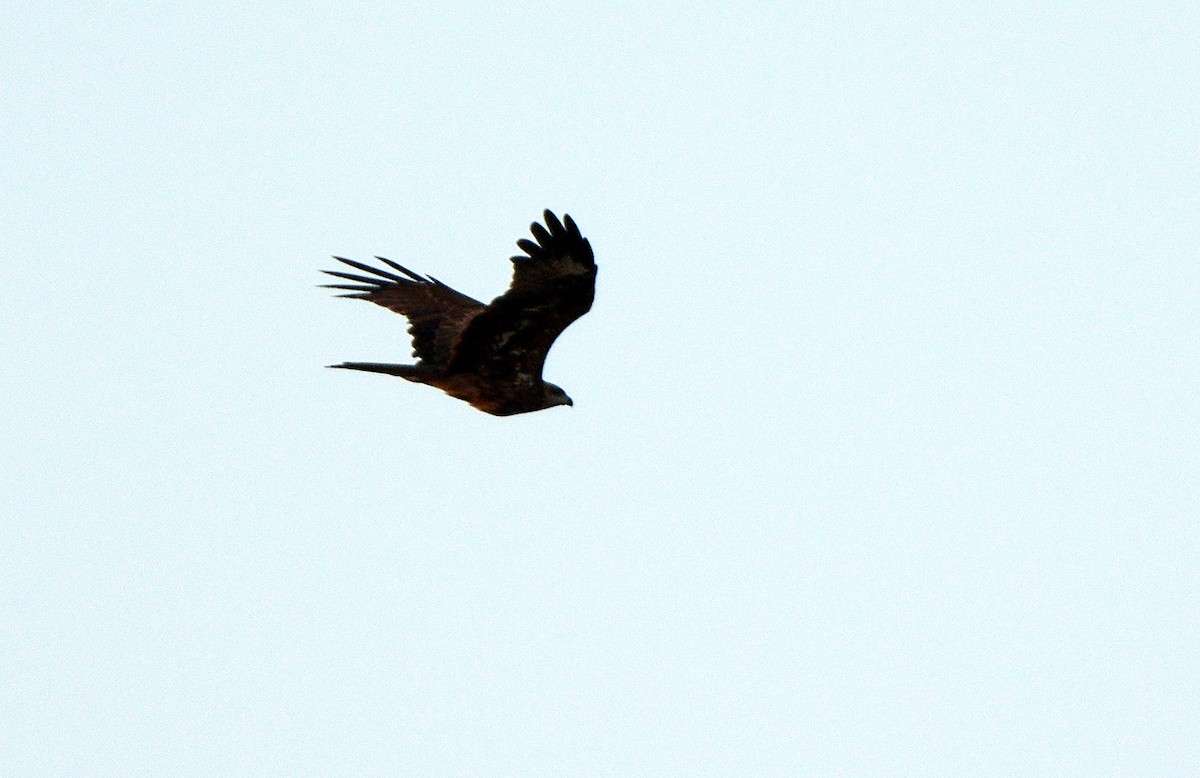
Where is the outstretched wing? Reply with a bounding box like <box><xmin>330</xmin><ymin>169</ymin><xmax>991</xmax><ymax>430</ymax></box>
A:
<box><xmin>447</xmin><ymin>210</ymin><xmax>596</xmax><ymax>381</ymax></box>
<box><xmin>321</xmin><ymin>256</ymin><xmax>486</xmax><ymax>367</ymax></box>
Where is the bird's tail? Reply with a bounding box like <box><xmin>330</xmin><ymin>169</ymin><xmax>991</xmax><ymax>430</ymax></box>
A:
<box><xmin>327</xmin><ymin>362</ymin><xmax>428</xmax><ymax>382</ymax></box>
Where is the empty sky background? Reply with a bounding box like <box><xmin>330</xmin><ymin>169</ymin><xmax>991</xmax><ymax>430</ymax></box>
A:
<box><xmin>3</xmin><ymin>2</ymin><xmax>1198</xmax><ymax>775</ymax></box>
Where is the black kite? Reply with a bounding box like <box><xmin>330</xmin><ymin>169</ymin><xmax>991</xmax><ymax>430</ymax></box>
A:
<box><xmin>321</xmin><ymin>210</ymin><xmax>596</xmax><ymax>416</ymax></box>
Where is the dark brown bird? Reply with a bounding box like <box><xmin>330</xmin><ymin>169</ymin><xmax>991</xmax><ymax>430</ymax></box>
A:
<box><xmin>321</xmin><ymin>210</ymin><xmax>596</xmax><ymax>416</ymax></box>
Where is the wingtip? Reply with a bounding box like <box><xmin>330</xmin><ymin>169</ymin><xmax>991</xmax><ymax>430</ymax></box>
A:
<box><xmin>373</xmin><ymin>256</ymin><xmax>427</xmax><ymax>282</ymax></box>
<box><xmin>515</xmin><ymin>237</ymin><xmax>539</xmax><ymax>257</ymax></box>
<box><xmin>543</xmin><ymin>209</ymin><xmax>565</xmax><ymax>235</ymax></box>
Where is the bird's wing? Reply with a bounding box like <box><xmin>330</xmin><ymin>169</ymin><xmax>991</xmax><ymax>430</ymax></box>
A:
<box><xmin>447</xmin><ymin>210</ymin><xmax>596</xmax><ymax>382</ymax></box>
<box><xmin>321</xmin><ymin>256</ymin><xmax>486</xmax><ymax>367</ymax></box>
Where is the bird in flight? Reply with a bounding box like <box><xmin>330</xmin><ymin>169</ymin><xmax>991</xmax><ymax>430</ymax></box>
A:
<box><xmin>321</xmin><ymin>210</ymin><xmax>596</xmax><ymax>416</ymax></box>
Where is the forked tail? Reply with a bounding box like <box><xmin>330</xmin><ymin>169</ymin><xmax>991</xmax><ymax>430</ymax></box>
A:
<box><xmin>327</xmin><ymin>362</ymin><xmax>426</xmax><ymax>381</ymax></box>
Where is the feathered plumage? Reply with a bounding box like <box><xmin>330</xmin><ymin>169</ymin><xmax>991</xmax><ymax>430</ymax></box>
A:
<box><xmin>321</xmin><ymin>210</ymin><xmax>596</xmax><ymax>415</ymax></box>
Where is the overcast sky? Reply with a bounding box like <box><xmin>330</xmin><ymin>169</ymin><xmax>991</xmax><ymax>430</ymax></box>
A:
<box><xmin>3</xmin><ymin>2</ymin><xmax>1198</xmax><ymax>775</ymax></box>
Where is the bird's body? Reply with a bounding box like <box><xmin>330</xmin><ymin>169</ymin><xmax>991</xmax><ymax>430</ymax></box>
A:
<box><xmin>322</xmin><ymin>210</ymin><xmax>595</xmax><ymax>415</ymax></box>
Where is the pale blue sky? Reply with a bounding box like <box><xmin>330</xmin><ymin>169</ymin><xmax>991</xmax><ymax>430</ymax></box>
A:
<box><xmin>3</xmin><ymin>2</ymin><xmax>1198</xmax><ymax>775</ymax></box>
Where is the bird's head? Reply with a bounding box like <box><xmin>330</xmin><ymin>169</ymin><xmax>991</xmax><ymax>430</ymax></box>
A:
<box><xmin>543</xmin><ymin>383</ymin><xmax>574</xmax><ymax>409</ymax></box>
